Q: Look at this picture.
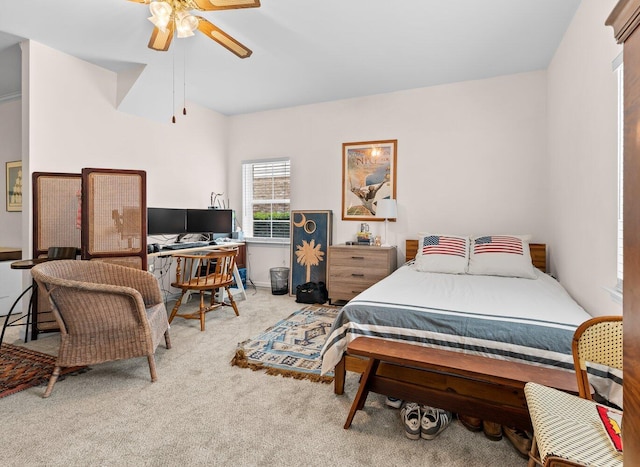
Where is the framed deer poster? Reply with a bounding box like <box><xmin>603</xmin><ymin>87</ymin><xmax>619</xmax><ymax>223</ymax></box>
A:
<box><xmin>342</xmin><ymin>140</ymin><xmax>397</xmax><ymax>221</ymax></box>
<box><xmin>289</xmin><ymin>210</ymin><xmax>333</xmax><ymax>296</ymax></box>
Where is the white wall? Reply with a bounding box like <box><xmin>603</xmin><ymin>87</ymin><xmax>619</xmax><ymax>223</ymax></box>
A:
<box><xmin>13</xmin><ymin>8</ymin><xmax>624</xmax><ymax>314</ymax></box>
<box><xmin>0</xmin><ymin>98</ymin><xmax>22</xmax><ymax>247</ymax></box>
<box><xmin>228</xmin><ymin>71</ymin><xmax>549</xmax><ymax>287</ymax></box>
<box><xmin>0</xmin><ymin>98</ymin><xmax>23</xmax><ymax>314</ymax></box>
<box><xmin>547</xmin><ymin>0</ymin><xmax>622</xmax><ymax>315</ymax></box>
<box><xmin>23</xmin><ymin>41</ymin><xmax>229</xmax><ymax>256</ymax></box>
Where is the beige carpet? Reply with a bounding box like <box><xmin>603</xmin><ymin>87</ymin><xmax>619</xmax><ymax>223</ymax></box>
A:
<box><xmin>0</xmin><ymin>287</ymin><xmax>526</xmax><ymax>466</ymax></box>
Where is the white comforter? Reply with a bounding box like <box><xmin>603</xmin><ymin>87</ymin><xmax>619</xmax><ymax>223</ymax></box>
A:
<box><xmin>320</xmin><ymin>264</ymin><xmax>622</xmax><ymax>407</ymax></box>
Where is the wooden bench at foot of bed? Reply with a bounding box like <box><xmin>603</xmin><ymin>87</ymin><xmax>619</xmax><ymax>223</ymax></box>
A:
<box><xmin>340</xmin><ymin>337</ymin><xmax>579</xmax><ymax>431</ymax></box>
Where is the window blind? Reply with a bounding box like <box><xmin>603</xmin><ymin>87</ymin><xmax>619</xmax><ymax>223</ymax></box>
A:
<box><xmin>616</xmin><ymin>63</ymin><xmax>623</xmax><ymax>289</ymax></box>
<box><xmin>242</xmin><ymin>159</ymin><xmax>291</xmax><ymax>239</ymax></box>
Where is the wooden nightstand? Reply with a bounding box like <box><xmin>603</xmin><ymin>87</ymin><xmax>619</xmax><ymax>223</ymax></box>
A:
<box><xmin>327</xmin><ymin>245</ymin><xmax>397</xmax><ymax>304</ymax></box>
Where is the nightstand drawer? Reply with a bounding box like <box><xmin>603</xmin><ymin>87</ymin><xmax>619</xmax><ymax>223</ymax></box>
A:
<box><xmin>329</xmin><ymin>249</ymin><xmax>390</xmax><ymax>268</ymax></box>
<box><xmin>329</xmin><ymin>265</ymin><xmax>389</xmax><ymax>283</ymax></box>
<box><xmin>329</xmin><ymin>282</ymin><xmax>371</xmax><ymax>299</ymax></box>
<box><xmin>327</xmin><ymin>245</ymin><xmax>397</xmax><ymax>303</ymax></box>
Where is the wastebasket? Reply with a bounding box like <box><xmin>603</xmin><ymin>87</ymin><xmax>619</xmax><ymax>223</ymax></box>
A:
<box><xmin>270</xmin><ymin>267</ymin><xmax>289</xmax><ymax>295</ymax></box>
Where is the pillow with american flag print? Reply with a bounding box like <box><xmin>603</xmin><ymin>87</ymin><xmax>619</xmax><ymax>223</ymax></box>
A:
<box><xmin>467</xmin><ymin>235</ymin><xmax>537</xmax><ymax>279</ymax></box>
<box><xmin>414</xmin><ymin>234</ymin><xmax>470</xmax><ymax>274</ymax></box>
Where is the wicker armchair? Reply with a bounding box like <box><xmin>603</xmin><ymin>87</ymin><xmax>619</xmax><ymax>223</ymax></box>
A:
<box><xmin>31</xmin><ymin>260</ymin><xmax>172</xmax><ymax>398</ymax></box>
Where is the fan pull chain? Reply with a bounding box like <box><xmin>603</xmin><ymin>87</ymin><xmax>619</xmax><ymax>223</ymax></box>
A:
<box><xmin>172</xmin><ymin>48</ymin><xmax>176</xmax><ymax>124</ymax></box>
<box><xmin>183</xmin><ymin>46</ymin><xmax>187</xmax><ymax>116</ymax></box>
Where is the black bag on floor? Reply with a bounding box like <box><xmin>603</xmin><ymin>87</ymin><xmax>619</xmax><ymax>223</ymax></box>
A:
<box><xmin>295</xmin><ymin>281</ymin><xmax>328</xmax><ymax>304</ymax></box>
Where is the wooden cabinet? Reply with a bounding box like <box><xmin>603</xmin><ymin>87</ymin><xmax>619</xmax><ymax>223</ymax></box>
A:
<box><xmin>606</xmin><ymin>2</ymin><xmax>640</xmax><ymax>462</ymax></box>
<box><xmin>328</xmin><ymin>245</ymin><xmax>397</xmax><ymax>303</ymax></box>
<box><xmin>235</xmin><ymin>243</ymin><xmax>246</xmax><ymax>269</ymax></box>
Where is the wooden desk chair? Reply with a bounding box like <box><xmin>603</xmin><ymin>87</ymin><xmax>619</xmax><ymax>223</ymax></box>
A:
<box><xmin>45</xmin><ymin>247</ymin><xmax>78</xmax><ymax>260</ymax></box>
<box><xmin>526</xmin><ymin>316</ymin><xmax>623</xmax><ymax>466</ymax></box>
<box><xmin>168</xmin><ymin>248</ymin><xmax>239</xmax><ymax>331</ymax></box>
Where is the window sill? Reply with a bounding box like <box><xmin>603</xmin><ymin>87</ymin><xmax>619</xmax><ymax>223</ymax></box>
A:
<box><xmin>604</xmin><ymin>286</ymin><xmax>623</xmax><ymax>305</ymax></box>
<box><xmin>244</xmin><ymin>237</ymin><xmax>290</xmax><ymax>246</ymax></box>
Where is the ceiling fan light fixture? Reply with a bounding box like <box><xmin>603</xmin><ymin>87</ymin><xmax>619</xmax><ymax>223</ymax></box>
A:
<box><xmin>176</xmin><ymin>11</ymin><xmax>199</xmax><ymax>38</ymax></box>
<box><xmin>148</xmin><ymin>1</ymin><xmax>173</xmax><ymax>32</ymax></box>
<box><xmin>137</xmin><ymin>0</ymin><xmax>256</xmax><ymax>57</ymax></box>
<box><xmin>149</xmin><ymin>1</ymin><xmax>172</xmax><ymax>19</ymax></box>
<box><xmin>147</xmin><ymin>15</ymin><xmax>170</xmax><ymax>32</ymax></box>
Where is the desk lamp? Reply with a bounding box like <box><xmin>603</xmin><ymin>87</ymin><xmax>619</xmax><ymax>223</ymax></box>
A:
<box><xmin>376</xmin><ymin>199</ymin><xmax>397</xmax><ymax>247</ymax></box>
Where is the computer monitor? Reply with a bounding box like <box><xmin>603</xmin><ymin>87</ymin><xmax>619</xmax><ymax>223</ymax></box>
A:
<box><xmin>186</xmin><ymin>209</ymin><xmax>233</xmax><ymax>234</ymax></box>
<box><xmin>147</xmin><ymin>208</ymin><xmax>187</xmax><ymax>235</ymax></box>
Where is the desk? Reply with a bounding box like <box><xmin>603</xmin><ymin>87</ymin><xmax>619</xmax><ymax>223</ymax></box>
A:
<box><xmin>148</xmin><ymin>242</ymin><xmax>247</xmax><ymax>301</ymax></box>
<box><xmin>1</xmin><ymin>252</ymin><xmax>23</xmax><ymax>315</ymax></box>
<box><xmin>0</xmin><ymin>247</ymin><xmax>21</xmax><ymax>262</ymax></box>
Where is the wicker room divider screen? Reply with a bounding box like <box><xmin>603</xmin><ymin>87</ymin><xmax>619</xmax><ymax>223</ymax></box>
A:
<box><xmin>32</xmin><ymin>172</ymin><xmax>82</xmax><ymax>259</ymax></box>
<box><xmin>30</xmin><ymin>169</ymin><xmax>147</xmax><ymax>339</ymax></box>
<box><xmin>81</xmin><ymin>168</ymin><xmax>147</xmax><ymax>270</ymax></box>
<box><xmin>32</xmin><ymin>172</ymin><xmax>83</xmax><ymax>338</ymax></box>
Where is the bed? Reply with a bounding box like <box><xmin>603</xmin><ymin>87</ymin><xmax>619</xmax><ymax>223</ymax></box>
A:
<box><xmin>320</xmin><ymin>238</ymin><xmax>622</xmax><ymax>413</ymax></box>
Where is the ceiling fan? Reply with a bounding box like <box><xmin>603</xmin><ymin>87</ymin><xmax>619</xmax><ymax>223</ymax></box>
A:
<box><xmin>128</xmin><ymin>0</ymin><xmax>260</xmax><ymax>58</ymax></box>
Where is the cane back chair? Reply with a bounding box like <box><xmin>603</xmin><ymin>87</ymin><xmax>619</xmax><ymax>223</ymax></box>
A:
<box><xmin>168</xmin><ymin>248</ymin><xmax>239</xmax><ymax>331</ymax></box>
<box><xmin>526</xmin><ymin>316</ymin><xmax>623</xmax><ymax>467</ymax></box>
<box><xmin>572</xmin><ymin>315</ymin><xmax>623</xmax><ymax>401</ymax></box>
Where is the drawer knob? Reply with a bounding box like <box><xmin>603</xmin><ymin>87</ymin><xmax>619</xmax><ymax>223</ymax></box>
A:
<box><xmin>351</xmin><ymin>256</ymin><xmax>365</xmax><ymax>260</ymax></box>
<box><xmin>351</xmin><ymin>273</ymin><xmax>364</xmax><ymax>277</ymax></box>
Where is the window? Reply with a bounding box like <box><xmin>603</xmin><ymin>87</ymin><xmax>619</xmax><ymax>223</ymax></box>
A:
<box><xmin>615</xmin><ymin>59</ymin><xmax>624</xmax><ymax>291</ymax></box>
<box><xmin>242</xmin><ymin>159</ymin><xmax>290</xmax><ymax>239</ymax></box>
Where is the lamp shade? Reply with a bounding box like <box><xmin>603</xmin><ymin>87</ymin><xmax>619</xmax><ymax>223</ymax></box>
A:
<box><xmin>377</xmin><ymin>198</ymin><xmax>397</xmax><ymax>219</ymax></box>
<box><xmin>176</xmin><ymin>11</ymin><xmax>199</xmax><ymax>37</ymax></box>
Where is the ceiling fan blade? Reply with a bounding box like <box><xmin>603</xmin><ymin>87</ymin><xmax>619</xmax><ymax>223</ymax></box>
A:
<box><xmin>148</xmin><ymin>23</ymin><xmax>175</xmax><ymax>51</ymax></box>
<box><xmin>127</xmin><ymin>0</ymin><xmax>260</xmax><ymax>9</ymax></box>
<box><xmin>191</xmin><ymin>0</ymin><xmax>260</xmax><ymax>11</ymax></box>
<box><xmin>196</xmin><ymin>17</ymin><xmax>252</xmax><ymax>58</ymax></box>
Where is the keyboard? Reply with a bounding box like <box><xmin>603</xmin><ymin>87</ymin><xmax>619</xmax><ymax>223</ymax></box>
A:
<box><xmin>162</xmin><ymin>242</ymin><xmax>209</xmax><ymax>250</ymax></box>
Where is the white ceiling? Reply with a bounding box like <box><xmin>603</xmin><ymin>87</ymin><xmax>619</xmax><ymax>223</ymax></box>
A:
<box><xmin>0</xmin><ymin>0</ymin><xmax>581</xmax><ymax>116</ymax></box>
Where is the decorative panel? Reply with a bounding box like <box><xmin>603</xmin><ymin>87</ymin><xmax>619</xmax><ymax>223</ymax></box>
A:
<box><xmin>32</xmin><ymin>172</ymin><xmax>82</xmax><ymax>258</ymax></box>
<box><xmin>81</xmin><ymin>168</ymin><xmax>147</xmax><ymax>269</ymax></box>
<box><xmin>32</xmin><ymin>172</ymin><xmax>82</xmax><ymax>338</ymax></box>
<box><xmin>289</xmin><ymin>210</ymin><xmax>332</xmax><ymax>296</ymax></box>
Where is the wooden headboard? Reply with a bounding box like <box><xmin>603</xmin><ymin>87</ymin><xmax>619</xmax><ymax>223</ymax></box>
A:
<box><xmin>405</xmin><ymin>239</ymin><xmax>547</xmax><ymax>273</ymax></box>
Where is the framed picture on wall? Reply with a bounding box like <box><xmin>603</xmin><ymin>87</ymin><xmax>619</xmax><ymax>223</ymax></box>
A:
<box><xmin>342</xmin><ymin>140</ymin><xmax>397</xmax><ymax>221</ymax></box>
<box><xmin>6</xmin><ymin>160</ymin><xmax>22</xmax><ymax>212</ymax></box>
<box><xmin>289</xmin><ymin>210</ymin><xmax>333</xmax><ymax>296</ymax></box>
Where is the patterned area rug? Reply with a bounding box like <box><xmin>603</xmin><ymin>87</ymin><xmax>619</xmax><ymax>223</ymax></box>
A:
<box><xmin>231</xmin><ymin>305</ymin><xmax>340</xmax><ymax>383</ymax></box>
<box><xmin>0</xmin><ymin>343</ymin><xmax>86</xmax><ymax>398</ymax></box>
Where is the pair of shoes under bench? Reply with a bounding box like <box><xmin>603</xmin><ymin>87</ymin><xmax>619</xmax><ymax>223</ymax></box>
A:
<box><xmin>421</xmin><ymin>406</ymin><xmax>453</xmax><ymax>440</ymax></box>
<box><xmin>400</xmin><ymin>403</ymin><xmax>452</xmax><ymax>440</ymax></box>
<box><xmin>503</xmin><ymin>426</ymin><xmax>532</xmax><ymax>459</ymax></box>
<box><xmin>400</xmin><ymin>402</ymin><xmax>422</xmax><ymax>439</ymax></box>
<box><xmin>385</xmin><ymin>396</ymin><xmax>403</xmax><ymax>409</ymax></box>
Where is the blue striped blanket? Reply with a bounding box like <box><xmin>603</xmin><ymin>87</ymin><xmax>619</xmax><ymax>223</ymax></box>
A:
<box><xmin>320</xmin><ymin>264</ymin><xmax>622</xmax><ymax>407</ymax></box>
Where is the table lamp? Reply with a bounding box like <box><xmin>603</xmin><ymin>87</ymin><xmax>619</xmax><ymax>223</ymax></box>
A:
<box><xmin>376</xmin><ymin>198</ymin><xmax>397</xmax><ymax>247</ymax></box>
